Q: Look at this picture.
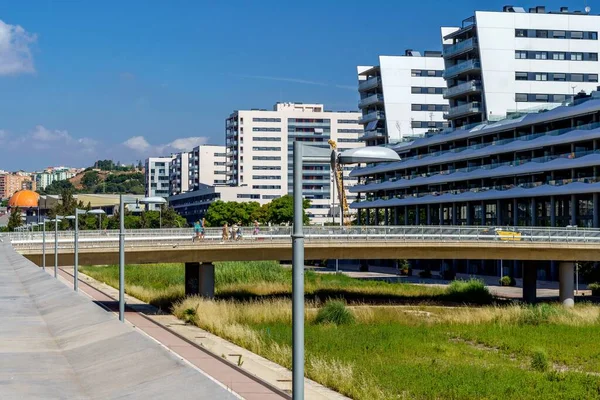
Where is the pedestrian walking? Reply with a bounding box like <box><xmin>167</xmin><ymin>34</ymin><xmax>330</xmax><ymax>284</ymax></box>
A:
<box><xmin>193</xmin><ymin>220</ymin><xmax>202</xmax><ymax>242</ymax></box>
<box><xmin>222</xmin><ymin>222</ymin><xmax>229</xmax><ymax>242</ymax></box>
<box><xmin>253</xmin><ymin>220</ymin><xmax>260</xmax><ymax>235</ymax></box>
<box><xmin>200</xmin><ymin>218</ymin><xmax>206</xmax><ymax>240</ymax></box>
<box><xmin>232</xmin><ymin>222</ymin><xmax>239</xmax><ymax>241</ymax></box>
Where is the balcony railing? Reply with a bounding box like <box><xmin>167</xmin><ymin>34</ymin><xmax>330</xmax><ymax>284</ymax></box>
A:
<box><xmin>359</xmin><ymin>111</ymin><xmax>385</xmax><ymax>124</ymax></box>
<box><xmin>443</xmin><ymin>37</ymin><xmax>478</xmax><ymax>59</ymax></box>
<box><xmin>358</xmin><ymin>77</ymin><xmax>381</xmax><ymax>92</ymax></box>
<box><xmin>443</xmin><ymin>80</ymin><xmax>482</xmax><ymax>99</ymax></box>
<box><xmin>360</xmin><ymin>129</ymin><xmax>386</xmax><ymax>141</ymax></box>
<box><xmin>443</xmin><ymin>60</ymin><xmax>481</xmax><ymax>79</ymax></box>
<box><xmin>358</xmin><ymin>93</ymin><xmax>384</xmax><ymax>109</ymax></box>
<box><xmin>443</xmin><ymin>102</ymin><xmax>481</xmax><ymax>119</ymax></box>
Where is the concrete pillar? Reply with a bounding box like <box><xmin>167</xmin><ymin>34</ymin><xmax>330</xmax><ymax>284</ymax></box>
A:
<box><xmin>522</xmin><ymin>263</ymin><xmax>537</xmax><ymax>304</ymax></box>
<box><xmin>559</xmin><ymin>262</ymin><xmax>575</xmax><ymax>307</ymax></box>
<box><xmin>393</xmin><ymin>207</ymin><xmax>399</xmax><ymax>225</ymax></box>
<box><xmin>404</xmin><ymin>206</ymin><xmax>409</xmax><ymax>225</ymax></box>
<box><xmin>185</xmin><ymin>262</ymin><xmax>215</xmax><ymax>298</ymax></box>
<box><xmin>570</xmin><ymin>195</ymin><xmax>577</xmax><ymax>226</ymax></box>
<box><xmin>481</xmin><ymin>201</ymin><xmax>486</xmax><ymax>225</ymax></box>
<box><xmin>426</xmin><ymin>205</ymin><xmax>431</xmax><ymax>225</ymax></box>
<box><xmin>466</xmin><ymin>202</ymin><xmax>473</xmax><ymax>225</ymax></box>
<box><xmin>496</xmin><ymin>200</ymin><xmax>502</xmax><ymax>225</ymax></box>
<box><xmin>374</xmin><ymin>208</ymin><xmax>380</xmax><ymax>225</ymax></box>
<box><xmin>357</xmin><ymin>209</ymin><xmax>362</xmax><ymax>225</ymax></box>
<box><xmin>415</xmin><ymin>205</ymin><xmax>420</xmax><ymax>225</ymax></box>
<box><xmin>513</xmin><ymin>198</ymin><xmax>518</xmax><ymax>226</ymax></box>
<box><xmin>366</xmin><ymin>209</ymin><xmax>370</xmax><ymax>225</ymax></box>
<box><xmin>384</xmin><ymin>208</ymin><xmax>389</xmax><ymax>226</ymax></box>
<box><xmin>530</xmin><ymin>198</ymin><xmax>536</xmax><ymax>226</ymax></box>
<box><xmin>439</xmin><ymin>204</ymin><xmax>444</xmax><ymax>225</ymax></box>
<box><xmin>550</xmin><ymin>196</ymin><xmax>556</xmax><ymax>227</ymax></box>
<box><xmin>452</xmin><ymin>203</ymin><xmax>457</xmax><ymax>225</ymax></box>
<box><xmin>594</xmin><ymin>193</ymin><xmax>599</xmax><ymax>228</ymax></box>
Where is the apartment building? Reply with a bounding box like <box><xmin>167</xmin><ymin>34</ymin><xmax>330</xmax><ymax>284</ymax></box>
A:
<box><xmin>350</xmin><ymin>89</ymin><xmax>600</xmax><ymax>280</ymax></box>
<box><xmin>442</xmin><ymin>5</ymin><xmax>600</xmax><ymax>128</ymax></box>
<box><xmin>357</xmin><ymin>50</ymin><xmax>448</xmax><ymax>146</ymax></box>
<box><xmin>168</xmin><ymin>144</ymin><xmax>227</xmax><ymax>196</ymax></box>
<box><xmin>225</xmin><ymin>102</ymin><xmax>364</xmax><ymax>224</ymax></box>
<box><xmin>0</xmin><ymin>173</ymin><xmax>35</xmax><ymax>199</ymax></box>
<box><xmin>145</xmin><ymin>156</ymin><xmax>173</xmax><ymax>209</ymax></box>
<box><xmin>35</xmin><ymin>167</ymin><xmax>77</xmax><ymax>190</ymax></box>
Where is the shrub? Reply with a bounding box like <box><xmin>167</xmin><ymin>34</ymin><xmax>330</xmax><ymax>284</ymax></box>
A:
<box><xmin>499</xmin><ymin>276</ymin><xmax>516</xmax><ymax>286</ymax></box>
<box><xmin>446</xmin><ymin>279</ymin><xmax>493</xmax><ymax>304</ymax></box>
<box><xmin>519</xmin><ymin>304</ymin><xmax>564</xmax><ymax>326</ymax></box>
<box><xmin>588</xmin><ymin>282</ymin><xmax>600</xmax><ymax>296</ymax></box>
<box><xmin>419</xmin><ymin>269</ymin><xmax>432</xmax><ymax>278</ymax></box>
<box><xmin>182</xmin><ymin>307</ymin><xmax>197</xmax><ymax>323</ymax></box>
<box><xmin>315</xmin><ymin>300</ymin><xmax>355</xmax><ymax>325</ymax></box>
<box><xmin>531</xmin><ymin>348</ymin><xmax>549</xmax><ymax>372</ymax></box>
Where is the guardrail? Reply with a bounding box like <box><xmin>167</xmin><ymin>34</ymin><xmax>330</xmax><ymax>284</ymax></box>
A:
<box><xmin>5</xmin><ymin>225</ymin><xmax>600</xmax><ymax>252</ymax></box>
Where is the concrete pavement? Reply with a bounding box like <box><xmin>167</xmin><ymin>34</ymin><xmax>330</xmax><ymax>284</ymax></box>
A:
<box><xmin>0</xmin><ymin>242</ymin><xmax>237</xmax><ymax>399</ymax></box>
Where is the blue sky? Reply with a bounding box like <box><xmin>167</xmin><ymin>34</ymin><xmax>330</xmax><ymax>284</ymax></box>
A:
<box><xmin>0</xmin><ymin>0</ymin><xmax>585</xmax><ymax>170</ymax></box>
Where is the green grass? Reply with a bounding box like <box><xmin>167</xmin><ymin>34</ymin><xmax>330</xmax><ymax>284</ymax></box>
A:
<box><xmin>80</xmin><ymin>262</ymin><xmax>600</xmax><ymax>399</ymax></box>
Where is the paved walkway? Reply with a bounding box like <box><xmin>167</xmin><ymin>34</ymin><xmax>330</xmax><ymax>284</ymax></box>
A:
<box><xmin>0</xmin><ymin>243</ymin><xmax>237</xmax><ymax>399</ymax></box>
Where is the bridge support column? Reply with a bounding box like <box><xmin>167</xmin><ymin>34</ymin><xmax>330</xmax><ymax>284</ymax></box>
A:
<box><xmin>570</xmin><ymin>195</ymin><xmax>577</xmax><ymax>226</ymax></box>
<box><xmin>522</xmin><ymin>264</ymin><xmax>537</xmax><ymax>304</ymax></box>
<box><xmin>559</xmin><ymin>262</ymin><xmax>575</xmax><ymax>307</ymax></box>
<box><xmin>185</xmin><ymin>262</ymin><xmax>215</xmax><ymax>298</ymax></box>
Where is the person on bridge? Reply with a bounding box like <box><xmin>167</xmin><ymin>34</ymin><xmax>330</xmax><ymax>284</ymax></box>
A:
<box><xmin>232</xmin><ymin>222</ymin><xmax>239</xmax><ymax>240</ymax></box>
<box><xmin>193</xmin><ymin>220</ymin><xmax>202</xmax><ymax>242</ymax></box>
<box><xmin>222</xmin><ymin>222</ymin><xmax>229</xmax><ymax>242</ymax></box>
<box><xmin>253</xmin><ymin>220</ymin><xmax>259</xmax><ymax>236</ymax></box>
<box><xmin>201</xmin><ymin>218</ymin><xmax>206</xmax><ymax>239</ymax></box>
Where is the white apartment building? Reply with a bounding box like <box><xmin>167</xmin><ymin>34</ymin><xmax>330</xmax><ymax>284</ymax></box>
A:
<box><xmin>357</xmin><ymin>50</ymin><xmax>448</xmax><ymax>146</ymax></box>
<box><xmin>35</xmin><ymin>167</ymin><xmax>77</xmax><ymax>190</ymax></box>
<box><xmin>169</xmin><ymin>144</ymin><xmax>227</xmax><ymax>196</ymax></box>
<box><xmin>225</xmin><ymin>102</ymin><xmax>364</xmax><ymax>224</ymax></box>
<box><xmin>442</xmin><ymin>5</ymin><xmax>600</xmax><ymax>128</ymax></box>
<box><xmin>145</xmin><ymin>156</ymin><xmax>173</xmax><ymax>209</ymax></box>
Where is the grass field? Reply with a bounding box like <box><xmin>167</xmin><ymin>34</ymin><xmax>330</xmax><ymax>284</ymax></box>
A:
<box><xmin>80</xmin><ymin>262</ymin><xmax>600</xmax><ymax>399</ymax></box>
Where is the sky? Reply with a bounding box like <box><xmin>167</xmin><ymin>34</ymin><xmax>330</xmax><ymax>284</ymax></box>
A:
<box><xmin>0</xmin><ymin>0</ymin><xmax>591</xmax><ymax>170</ymax></box>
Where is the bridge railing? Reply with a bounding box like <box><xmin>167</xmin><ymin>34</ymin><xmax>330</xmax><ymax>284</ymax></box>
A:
<box><xmin>4</xmin><ymin>225</ymin><xmax>600</xmax><ymax>251</ymax></box>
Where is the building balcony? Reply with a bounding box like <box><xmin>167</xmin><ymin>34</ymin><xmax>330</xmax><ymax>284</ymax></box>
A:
<box><xmin>443</xmin><ymin>101</ymin><xmax>482</xmax><ymax>119</ymax></box>
<box><xmin>358</xmin><ymin>94</ymin><xmax>384</xmax><ymax>109</ymax></box>
<box><xmin>359</xmin><ymin>111</ymin><xmax>385</xmax><ymax>124</ymax></box>
<box><xmin>443</xmin><ymin>80</ymin><xmax>482</xmax><ymax>99</ymax></box>
<box><xmin>358</xmin><ymin>77</ymin><xmax>381</xmax><ymax>92</ymax></box>
<box><xmin>359</xmin><ymin>129</ymin><xmax>386</xmax><ymax>141</ymax></box>
<box><xmin>443</xmin><ymin>37</ymin><xmax>478</xmax><ymax>59</ymax></box>
<box><xmin>443</xmin><ymin>59</ymin><xmax>481</xmax><ymax>80</ymax></box>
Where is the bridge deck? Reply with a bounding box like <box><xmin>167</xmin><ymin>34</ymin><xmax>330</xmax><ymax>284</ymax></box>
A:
<box><xmin>0</xmin><ymin>243</ymin><xmax>237</xmax><ymax>399</ymax></box>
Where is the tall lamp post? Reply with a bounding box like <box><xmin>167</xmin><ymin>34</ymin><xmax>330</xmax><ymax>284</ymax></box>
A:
<box><xmin>291</xmin><ymin>142</ymin><xmax>400</xmax><ymax>399</ymax></box>
<box><xmin>65</xmin><ymin>209</ymin><xmax>87</xmax><ymax>292</ymax></box>
<box><xmin>118</xmin><ymin>196</ymin><xmax>167</xmax><ymax>322</ymax></box>
<box><xmin>51</xmin><ymin>216</ymin><xmax>63</xmax><ymax>278</ymax></box>
<box><xmin>38</xmin><ymin>220</ymin><xmax>50</xmax><ymax>273</ymax></box>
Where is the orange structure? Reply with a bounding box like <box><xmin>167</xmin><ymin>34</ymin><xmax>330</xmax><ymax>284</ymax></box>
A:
<box><xmin>8</xmin><ymin>190</ymin><xmax>40</xmax><ymax>209</ymax></box>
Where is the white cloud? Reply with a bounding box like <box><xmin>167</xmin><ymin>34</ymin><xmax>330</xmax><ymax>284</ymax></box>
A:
<box><xmin>0</xmin><ymin>20</ymin><xmax>36</xmax><ymax>76</ymax></box>
<box><xmin>31</xmin><ymin>125</ymin><xmax>70</xmax><ymax>141</ymax></box>
<box><xmin>121</xmin><ymin>135</ymin><xmax>209</xmax><ymax>157</ymax></box>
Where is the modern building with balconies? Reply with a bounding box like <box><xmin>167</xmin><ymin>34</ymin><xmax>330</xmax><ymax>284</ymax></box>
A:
<box><xmin>145</xmin><ymin>156</ymin><xmax>173</xmax><ymax>209</ymax></box>
<box><xmin>349</xmin><ymin>89</ymin><xmax>600</xmax><ymax>281</ymax></box>
<box><xmin>442</xmin><ymin>5</ymin><xmax>600</xmax><ymax>128</ymax></box>
<box><xmin>225</xmin><ymin>103</ymin><xmax>364</xmax><ymax>224</ymax></box>
<box><xmin>357</xmin><ymin>50</ymin><xmax>448</xmax><ymax>146</ymax></box>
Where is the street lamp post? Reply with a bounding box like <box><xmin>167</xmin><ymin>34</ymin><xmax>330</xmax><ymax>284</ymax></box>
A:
<box><xmin>291</xmin><ymin>142</ymin><xmax>400</xmax><ymax>399</ymax></box>
<box><xmin>87</xmin><ymin>209</ymin><xmax>106</xmax><ymax>231</ymax></box>
<box><xmin>39</xmin><ymin>220</ymin><xmax>50</xmax><ymax>273</ymax></box>
<box><xmin>118</xmin><ymin>196</ymin><xmax>167</xmax><ymax>322</ymax></box>
<box><xmin>65</xmin><ymin>209</ymin><xmax>87</xmax><ymax>292</ymax></box>
<box><xmin>51</xmin><ymin>216</ymin><xmax>63</xmax><ymax>279</ymax></box>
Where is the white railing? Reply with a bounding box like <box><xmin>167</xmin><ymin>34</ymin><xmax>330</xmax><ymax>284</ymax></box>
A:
<box><xmin>5</xmin><ymin>225</ymin><xmax>600</xmax><ymax>252</ymax></box>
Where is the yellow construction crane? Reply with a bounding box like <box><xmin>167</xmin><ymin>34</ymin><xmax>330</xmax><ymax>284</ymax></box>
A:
<box><xmin>328</xmin><ymin>139</ymin><xmax>351</xmax><ymax>226</ymax></box>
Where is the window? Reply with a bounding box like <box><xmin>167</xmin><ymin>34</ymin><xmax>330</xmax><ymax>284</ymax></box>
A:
<box><xmin>337</xmin><ymin>119</ymin><xmax>359</xmax><ymax>124</ymax></box>
<box><xmin>237</xmin><ymin>194</ymin><xmax>260</xmax><ymax>199</ymax></box>
<box><xmin>252</xmin><ymin>146</ymin><xmax>281</xmax><ymax>151</ymax></box>
<box><xmin>252</xmin><ymin>117</ymin><xmax>281</xmax><ymax>122</ymax></box>
<box><xmin>571</xmin><ymin>74</ymin><xmax>584</xmax><ymax>82</ymax></box>
<box><xmin>535</xmin><ymin>94</ymin><xmax>549</xmax><ymax>102</ymax></box>
<box><xmin>262</xmin><ymin>195</ymin><xmax>281</xmax><ymax>200</ymax></box>
<box><xmin>252</xmin><ymin>127</ymin><xmax>281</xmax><ymax>132</ymax></box>
<box><xmin>591</xmin><ymin>32</ymin><xmax>598</xmax><ymax>40</ymax></box>
<box><xmin>252</xmin><ymin>185</ymin><xmax>281</xmax><ymax>190</ymax></box>
<box><xmin>252</xmin><ymin>175</ymin><xmax>281</xmax><ymax>180</ymax></box>
<box><xmin>411</xmin><ymin>69</ymin><xmax>422</xmax><ymax>77</ymax></box>
<box><xmin>554</xmin><ymin>94</ymin><xmax>566</xmax><ymax>103</ymax></box>
<box><xmin>534</xmin><ymin>52</ymin><xmax>547</xmax><ymax>60</ymax></box>
<box><xmin>571</xmin><ymin>53</ymin><xmax>583</xmax><ymax>61</ymax></box>
<box><xmin>253</xmin><ymin>166</ymin><xmax>281</xmax><ymax>170</ymax></box>
<box><xmin>515</xmin><ymin>29</ymin><xmax>526</xmax><ymax>37</ymax></box>
<box><xmin>553</xmin><ymin>30</ymin><xmax>566</xmax><ymax>38</ymax></box>
<box><xmin>427</xmin><ymin>104</ymin><xmax>436</xmax><ymax>111</ymax></box>
<box><xmin>536</xmin><ymin>30</ymin><xmax>548</xmax><ymax>38</ymax></box>
<box><xmin>427</xmin><ymin>70</ymin><xmax>437</xmax><ymax>76</ymax></box>
<box><xmin>427</xmin><ymin>87</ymin><xmax>436</xmax><ymax>94</ymax></box>
<box><xmin>411</xmin><ymin>104</ymin><xmax>421</xmax><ymax>111</ymax></box>
<box><xmin>515</xmin><ymin>51</ymin><xmax>527</xmax><ymax>59</ymax></box>
<box><xmin>515</xmin><ymin>72</ymin><xmax>528</xmax><ymax>81</ymax></box>
<box><xmin>588</xmin><ymin>74</ymin><xmax>599</xmax><ymax>82</ymax></box>
<box><xmin>553</xmin><ymin>73</ymin><xmax>566</xmax><ymax>82</ymax></box>
<box><xmin>253</xmin><ymin>137</ymin><xmax>281</xmax><ymax>141</ymax></box>
<box><xmin>535</xmin><ymin>73</ymin><xmax>547</xmax><ymax>81</ymax></box>
<box><xmin>590</xmin><ymin>53</ymin><xmax>599</xmax><ymax>61</ymax></box>
<box><xmin>337</xmin><ymin>129</ymin><xmax>363</xmax><ymax>133</ymax></box>
<box><xmin>553</xmin><ymin>52</ymin><xmax>565</xmax><ymax>60</ymax></box>
<box><xmin>411</xmin><ymin>87</ymin><xmax>421</xmax><ymax>94</ymax></box>
<box><xmin>515</xmin><ymin>93</ymin><xmax>528</xmax><ymax>102</ymax></box>
<box><xmin>252</xmin><ymin>156</ymin><xmax>281</xmax><ymax>161</ymax></box>
<box><xmin>571</xmin><ymin>31</ymin><xmax>584</xmax><ymax>39</ymax></box>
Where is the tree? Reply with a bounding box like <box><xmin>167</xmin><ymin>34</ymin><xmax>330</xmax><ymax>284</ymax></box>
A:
<box><xmin>264</xmin><ymin>195</ymin><xmax>310</xmax><ymax>225</ymax></box>
<box><xmin>38</xmin><ymin>180</ymin><xmax>75</xmax><ymax>195</ymax></box>
<box><xmin>204</xmin><ymin>200</ymin><xmax>262</xmax><ymax>227</ymax></box>
<box><xmin>8</xmin><ymin>206</ymin><xmax>22</xmax><ymax>232</ymax></box>
<box><xmin>81</xmin><ymin>171</ymin><xmax>100</xmax><ymax>188</ymax></box>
